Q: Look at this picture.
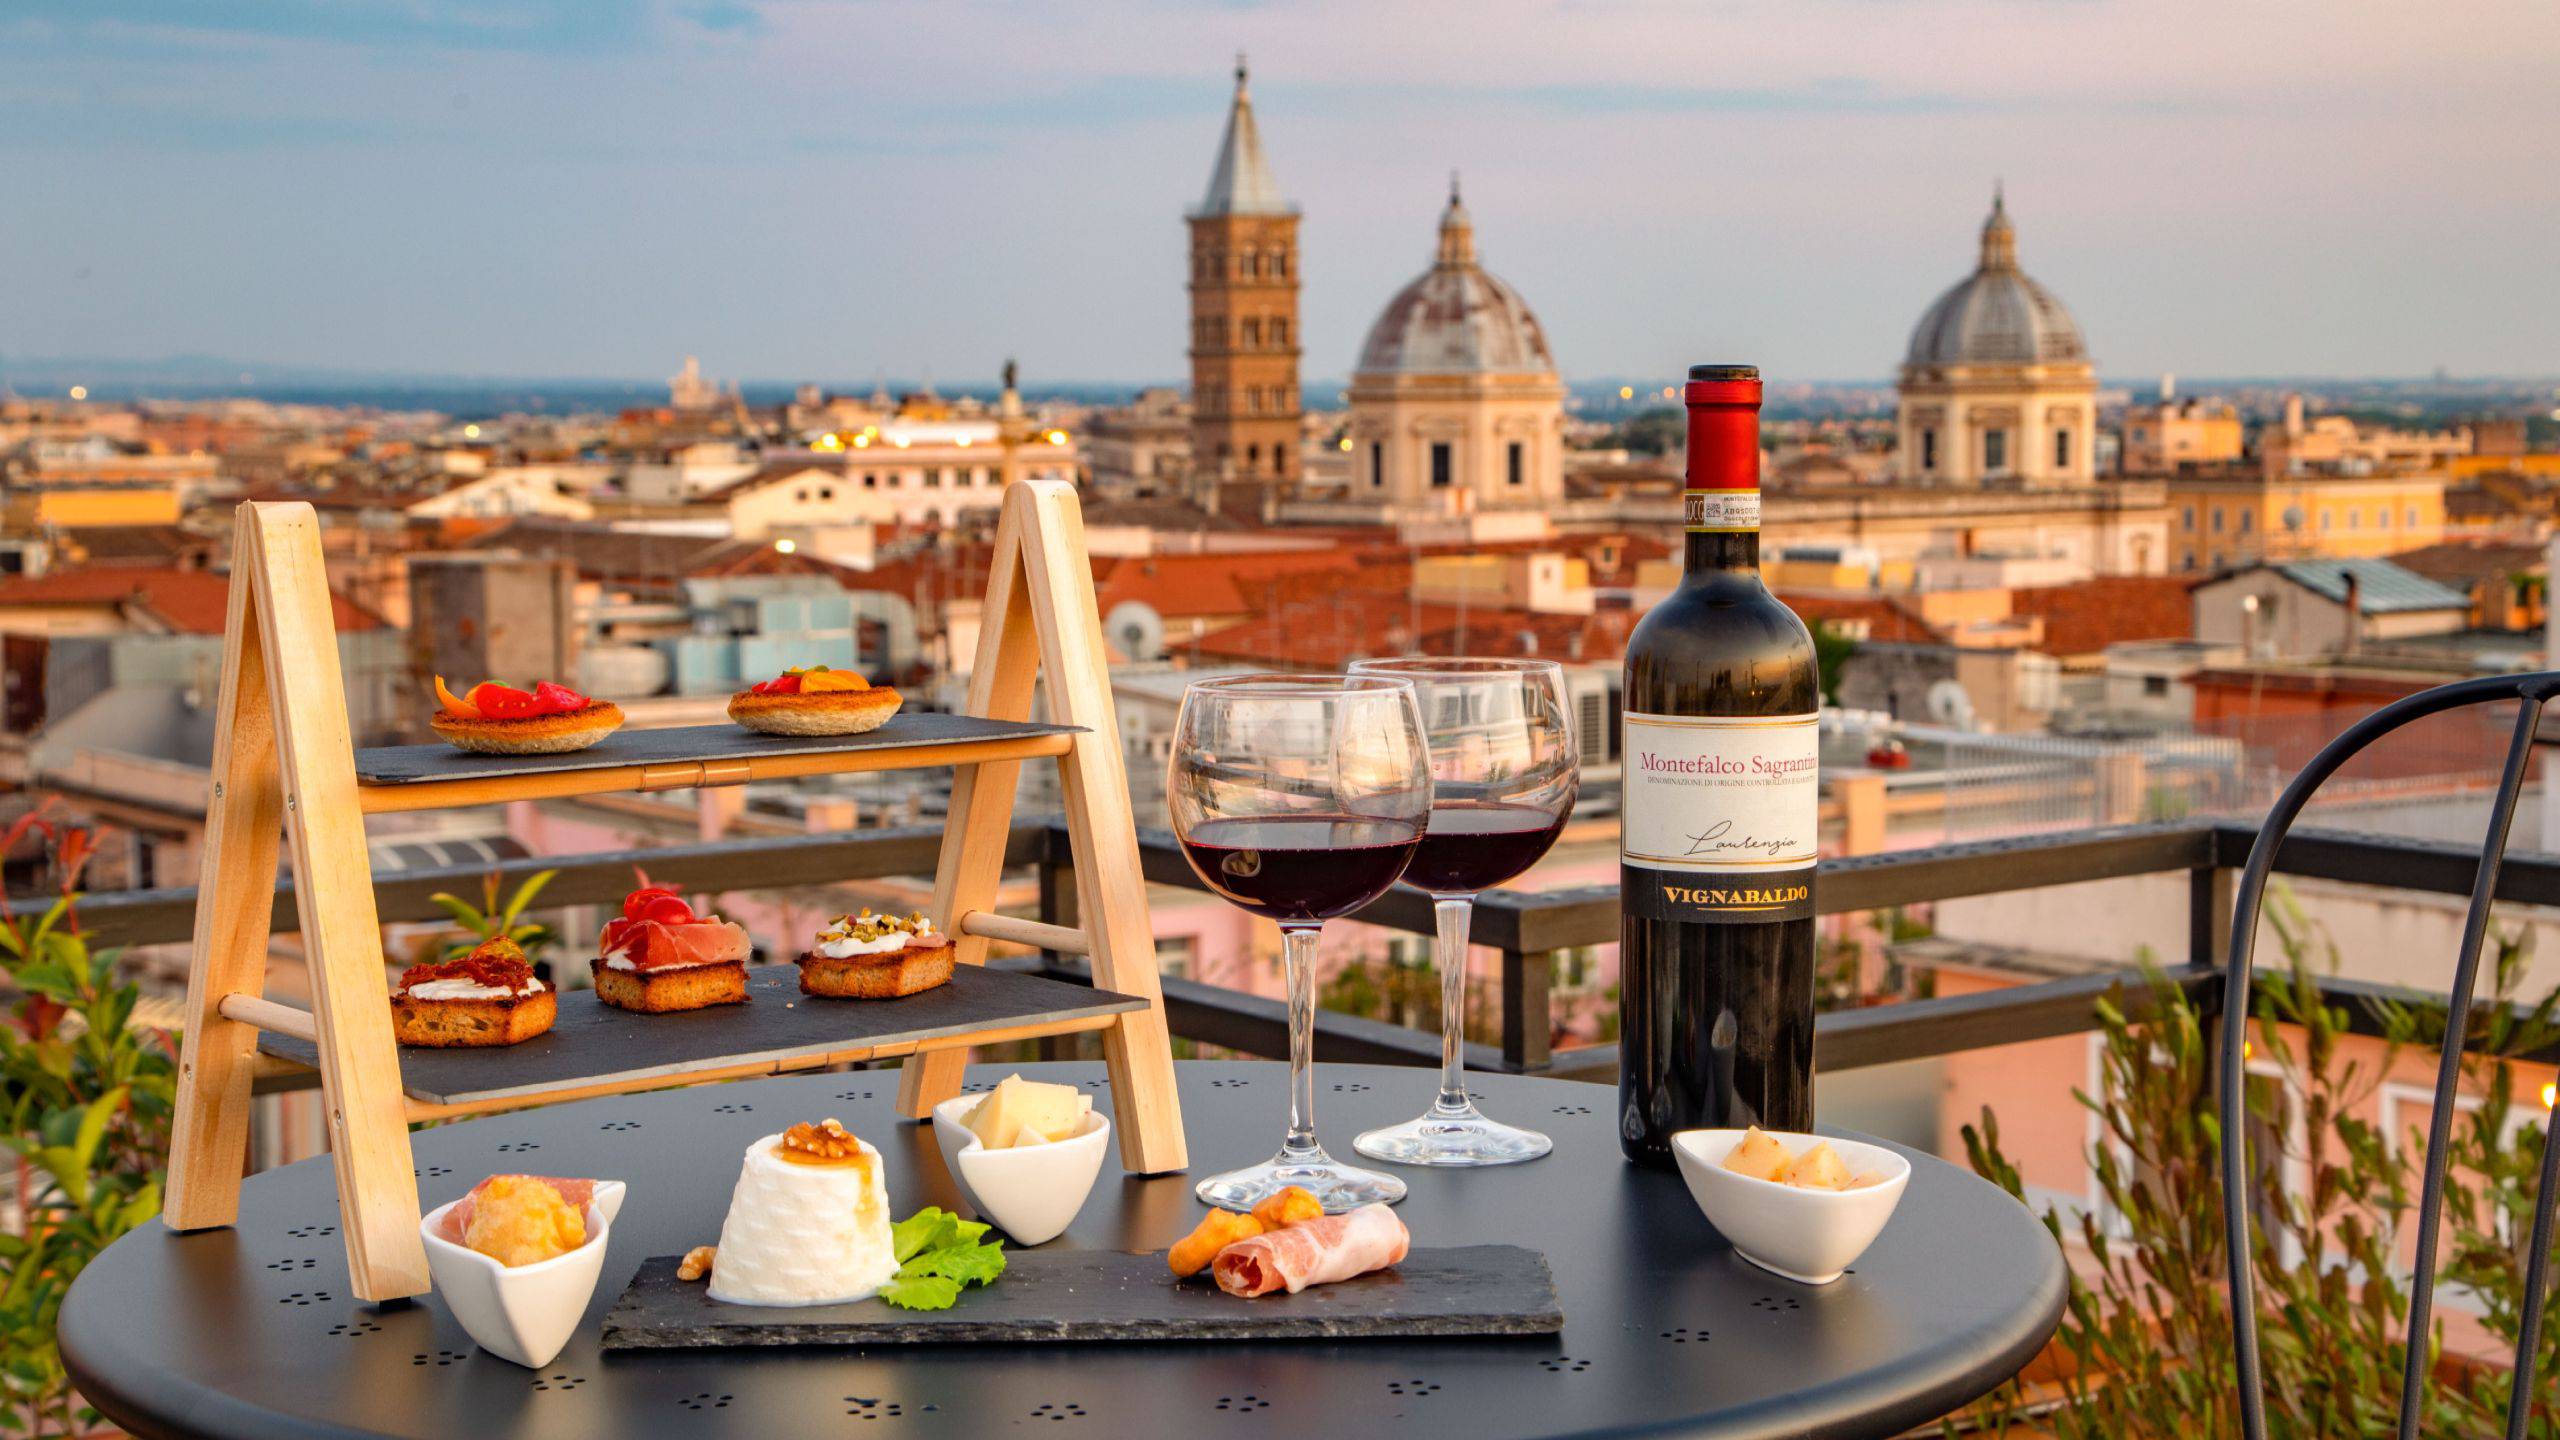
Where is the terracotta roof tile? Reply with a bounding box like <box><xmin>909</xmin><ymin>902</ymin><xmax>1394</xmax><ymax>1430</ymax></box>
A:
<box><xmin>2386</xmin><ymin>542</ymin><xmax>2545</xmax><ymax>589</ymax></box>
<box><xmin>2005</xmin><ymin>575</ymin><xmax>2195</xmax><ymax>657</ymax></box>
<box><xmin>1189</xmin><ymin>590</ymin><xmax>1634</xmax><ymax>667</ymax></box>
<box><xmin>1776</xmin><ymin>593</ymin><xmax>1947</xmax><ymax>644</ymax></box>
<box><xmin>1092</xmin><ymin>551</ymin><xmax>1359</xmax><ymax>621</ymax></box>
<box><xmin>0</xmin><ymin>566</ymin><xmax>383</xmax><ymax>633</ymax></box>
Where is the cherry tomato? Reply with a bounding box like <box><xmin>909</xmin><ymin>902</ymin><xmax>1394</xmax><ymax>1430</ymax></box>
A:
<box><xmin>633</xmin><ymin>893</ymin><xmax>696</xmax><ymax>926</ymax></box>
<box><xmin>622</xmin><ymin>884</ymin><xmax>684</xmax><ymax>921</ymax></box>
<box><xmin>753</xmin><ymin>673</ymin><xmax>803</xmax><ymax>697</ymax></box>
<box><xmin>532</xmin><ymin>681</ymin><xmax>588</xmax><ymax>714</ymax></box>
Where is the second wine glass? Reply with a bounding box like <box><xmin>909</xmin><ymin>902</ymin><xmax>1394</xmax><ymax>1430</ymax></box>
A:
<box><xmin>1348</xmin><ymin>658</ymin><xmax>1578</xmax><ymax>1168</ymax></box>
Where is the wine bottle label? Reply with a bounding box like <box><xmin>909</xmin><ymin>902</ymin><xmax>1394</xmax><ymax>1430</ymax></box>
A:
<box><xmin>1683</xmin><ymin>490</ymin><xmax>1760</xmax><ymax>533</ymax></box>
<box><xmin>1620</xmin><ymin>710</ymin><xmax>1818</xmax><ymax>924</ymax></box>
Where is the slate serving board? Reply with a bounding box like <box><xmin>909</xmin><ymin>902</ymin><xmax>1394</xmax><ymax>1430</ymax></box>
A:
<box><xmin>260</xmin><ymin>964</ymin><xmax>1147</xmax><ymax>1106</ymax></box>
<box><xmin>600</xmin><ymin>1246</ymin><xmax>1561</xmax><ymax>1348</ymax></box>
<box><xmin>352</xmin><ymin>713</ymin><xmax>1080</xmax><ymax>786</ymax></box>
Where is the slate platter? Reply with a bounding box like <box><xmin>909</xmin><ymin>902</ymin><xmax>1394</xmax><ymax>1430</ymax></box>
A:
<box><xmin>259</xmin><ymin>964</ymin><xmax>1147</xmax><ymax>1106</ymax></box>
<box><xmin>599</xmin><ymin>1246</ymin><xmax>1562</xmax><ymax>1348</ymax></box>
<box><xmin>352</xmin><ymin>712</ymin><xmax>1080</xmax><ymax>786</ymax></box>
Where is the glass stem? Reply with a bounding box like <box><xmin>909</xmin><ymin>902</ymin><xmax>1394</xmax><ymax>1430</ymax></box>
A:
<box><xmin>1435</xmin><ymin>896</ymin><xmax>1476</xmax><ymax>1112</ymax></box>
<box><xmin>1282</xmin><ymin>924</ymin><xmax>1322</xmax><ymax>1156</ymax></box>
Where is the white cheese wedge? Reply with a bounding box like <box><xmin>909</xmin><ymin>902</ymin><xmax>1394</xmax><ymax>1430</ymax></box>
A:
<box><xmin>705</xmin><ymin>1133</ymin><xmax>897</xmax><ymax>1307</ymax></box>
<box><xmin>960</xmin><ymin>1074</ymin><xmax>1093</xmax><ymax>1149</ymax></box>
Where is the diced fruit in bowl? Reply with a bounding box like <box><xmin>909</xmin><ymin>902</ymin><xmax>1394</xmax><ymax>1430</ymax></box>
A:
<box><xmin>1670</xmin><ymin>1128</ymin><xmax>1911</xmax><ymax>1286</ymax></box>
<box><xmin>421</xmin><ymin>1176</ymin><xmax>627</xmax><ymax>1368</ymax></box>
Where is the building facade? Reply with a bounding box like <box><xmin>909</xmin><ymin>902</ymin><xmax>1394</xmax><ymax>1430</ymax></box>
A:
<box><xmin>1896</xmin><ymin>191</ymin><xmax>2097</xmax><ymax>488</ymax></box>
<box><xmin>1343</xmin><ymin>182</ymin><xmax>1567</xmax><ymax>523</ymax></box>
<box><xmin>1187</xmin><ymin>60</ymin><xmax>1302</xmax><ymax>483</ymax></box>
<box><xmin>2165</xmin><ymin>471</ymin><xmax>2448</xmax><ymax>573</ymax></box>
<box><xmin>2121</xmin><ymin>398</ymin><xmax>2243</xmax><ymax>474</ymax></box>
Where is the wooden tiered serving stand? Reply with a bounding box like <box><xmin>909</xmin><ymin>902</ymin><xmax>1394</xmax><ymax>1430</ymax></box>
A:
<box><xmin>164</xmin><ymin>480</ymin><xmax>1189</xmax><ymax>1303</ymax></box>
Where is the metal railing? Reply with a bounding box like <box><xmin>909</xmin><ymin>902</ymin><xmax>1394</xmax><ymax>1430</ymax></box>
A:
<box><xmin>62</xmin><ymin>814</ymin><xmax>2560</xmax><ymax>1089</ymax></box>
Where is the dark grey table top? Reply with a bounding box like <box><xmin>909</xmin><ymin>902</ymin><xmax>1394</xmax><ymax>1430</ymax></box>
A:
<box><xmin>62</xmin><ymin>1062</ymin><xmax>2066</xmax><ymax>1440</ymax></box>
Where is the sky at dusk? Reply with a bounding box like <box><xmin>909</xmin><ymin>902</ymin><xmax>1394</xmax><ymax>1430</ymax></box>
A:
<box><xmin>5</xmin><ymin>1</ymin><xmax>2556</xmax><ymax>389</ymax></box>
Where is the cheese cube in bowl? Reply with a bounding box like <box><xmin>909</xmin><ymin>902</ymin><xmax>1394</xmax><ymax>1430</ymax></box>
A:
<box><xmin>1670</xmin><ymin>1129</ymin><xmax>1910</xmax><ymax>1285</ymax></box>
<box><xmin>930</xmin><ymin>1078</ymin><xmax>1110</xmax><ymax>1246</ymax></box>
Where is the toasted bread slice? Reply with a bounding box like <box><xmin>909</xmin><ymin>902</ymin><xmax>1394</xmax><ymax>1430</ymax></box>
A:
<box><xmin>431</xmin><ymin>702</ymin><xmax>624</xmax><ymax>754</ymax></box>
<box><xmin>591</xmin><ymin>959</ymin><xmax>749</xmax><ymax>1013</ymax></box>
<box><xmin>391</xmin><ymin>988</ymin><xmax>557</xmax><ymax>1047</ymax></box>
<box><xmin>726</xmin><ymin>687</ymin><xmax>902</xmax><ymax>736</ymax></box>
<box><xmin>798</xmin><ymin>942</ymin><xmax>954</xmax><ymax>999</ymax></box>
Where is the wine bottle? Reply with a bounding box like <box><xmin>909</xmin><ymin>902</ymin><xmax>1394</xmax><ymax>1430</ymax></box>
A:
<box><xmin>1617</xmin><ymin>364</ymin><xmax>1820</xmax><ymax>1169</ymax></box>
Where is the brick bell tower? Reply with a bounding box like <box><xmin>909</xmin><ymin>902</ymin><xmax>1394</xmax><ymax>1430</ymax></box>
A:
<box><xmin>1186</xmin><ymin>55</ymin><xmax>1302</xmax><ymax>486</ymax></box>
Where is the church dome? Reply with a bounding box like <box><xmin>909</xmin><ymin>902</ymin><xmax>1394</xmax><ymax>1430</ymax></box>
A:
<box><xmin>1904</xmin><ymin>190</ymin><xmax>2087</xmax><ymax>367</ymax></box>
<box><xmin>1355</xmin><ymin>181</ymin><xmax>1558</xmax><ymax>378</ymax></box>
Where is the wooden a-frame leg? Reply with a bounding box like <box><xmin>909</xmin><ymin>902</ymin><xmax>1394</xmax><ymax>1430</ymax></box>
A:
<box><xmin>1013</xmin><ymin>482</ymin><xmax>1188</xmax><ymax>1174</ymax></box>
<box><xmin>245</xmin><ymin>503</ymin><xmax>429</xmax><ymax>1302</ymax></box>
<box><xmin>896</xmin><ymin>486</ymin><xmax>1041</xmax><ymax>1123</ymax></box>
<box><xmin>165</xmin><ymin>509</ymin><xmax>287</xmax><ymax>1231</ymax></box>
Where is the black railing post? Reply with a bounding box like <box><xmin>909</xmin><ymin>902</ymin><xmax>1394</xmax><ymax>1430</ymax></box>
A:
<box><xmin>2188</xmin><ymin>861</ymin><xmax>2233</xmax><ymax>1172</ymax></box>
<box><xmin>1501</xmin><ymin>947</ymin><xmax>1552</xmax><ymax>1073</ymax></box>
<box><xmin>2188</xmin><ymin>863</ymin><xmax>2230</xmax><ymax>974</ymax></box>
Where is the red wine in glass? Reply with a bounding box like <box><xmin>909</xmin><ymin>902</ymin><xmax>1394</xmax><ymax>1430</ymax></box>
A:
<box><xmin>1401</xmin><ymin>801</ymin><xmax>1568</xmax><ymax>896</ymax></box>
<box><xmin>1177</xmin><ymin>815</ymin><xmax>1420</xmax><ymax>924</ymax></box>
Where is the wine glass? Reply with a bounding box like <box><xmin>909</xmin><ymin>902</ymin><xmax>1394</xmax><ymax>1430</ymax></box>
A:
<box><xmin>1347</xmin><ymin>658</ymin><xmax>1577</xmax><ymax>1167</ymax></box>
<box><xmin>1170</xmin><ymin>674</ymin><xmax>1431</xmax><ymax>1212</ymax></box>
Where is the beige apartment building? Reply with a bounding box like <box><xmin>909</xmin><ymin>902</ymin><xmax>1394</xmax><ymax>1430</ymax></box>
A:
<box><xmin>2261</xmin><ymin>393</ymin><xmax>2470</xmax><ymax>478</ymax></box>
<box><xmin>1762</xmin><ymin>481</ymin><xmax>2172</xmax><ymax>576</ymax></box>
<box><xmin>2166</xmin><ymin>469</ymin><xmax>2448</xmax><ymax>573</ymax></box>
<box><xmin>2120</xmin><ymin>397</ymin><xmax>2242</xmax><ymax>473</ymax></box>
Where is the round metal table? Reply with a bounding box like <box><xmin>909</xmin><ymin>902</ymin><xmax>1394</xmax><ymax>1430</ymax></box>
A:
<box><xmin>63</xmin><ymin>1062</ymin><xmax>2064</xmax><ymax>1439</ymax></box>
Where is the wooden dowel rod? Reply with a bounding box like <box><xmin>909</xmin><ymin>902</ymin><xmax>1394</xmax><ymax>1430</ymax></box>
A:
<box><xmin>358</xmin><ymin>732</ymin><xmax>1076</xmax><ymax>815</ymax></box>
<box><xmin>959</xmin><ymin>912</ymin><xmax>1093</xmax><ymax>956</ymax></box>
<box><xmin>216</xmin><ymin>993</ymin><xmax>319</xmax><ymax>1043</ymax></box>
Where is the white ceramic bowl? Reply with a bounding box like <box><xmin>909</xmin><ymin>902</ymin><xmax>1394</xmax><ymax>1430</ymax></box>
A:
<box><xmin>930</xmin><ymin>1095</ymin><xmax>1111</xmax><ymax>1246</ymax></box>
<box><xmin>420</xmin><ymin>1180</ymin><xmax>626</xmax><ymax>1368</ymax></box>
<box><xmin>1670</xmin><ymin>1130</ymin><xmax>1910</xmax><ymax>1285</ymax></box>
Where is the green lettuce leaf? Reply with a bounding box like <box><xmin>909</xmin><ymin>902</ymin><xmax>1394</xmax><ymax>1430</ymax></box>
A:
<box><xmin>881</xmin><ymin>1207</ymin><xmax>1009</xmax><ymax>1309</ymax></box>
<box><xmin>878</xmin><ymin>1272</ymin><xmax>961</xmax><ymax>1310</ymax></box>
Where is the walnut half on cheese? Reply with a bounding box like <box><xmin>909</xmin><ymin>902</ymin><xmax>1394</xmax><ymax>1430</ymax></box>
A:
<box><xmin>960</xmin><ymin>1074</ymin><xmax>1093</xmax><ymax>1149</ymax></box>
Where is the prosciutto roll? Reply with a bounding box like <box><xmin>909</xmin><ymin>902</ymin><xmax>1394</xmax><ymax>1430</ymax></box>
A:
<box><xmin>1211</xmin><ymin>1203</ymin><xmax>1409</xmax><ymax>1297</ymax></box>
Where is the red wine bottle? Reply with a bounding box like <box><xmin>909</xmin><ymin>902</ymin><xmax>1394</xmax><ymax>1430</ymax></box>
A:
<box><xmin>1617</xmin><ymin>364</ymin><xmax>1820</xmax><ymax>1169</ymax></box>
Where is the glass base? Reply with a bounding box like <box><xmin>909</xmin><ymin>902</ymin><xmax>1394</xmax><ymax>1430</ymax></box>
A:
<box><xmin>1195</xmin><ymin>1146</ymin><xmax>1408</xmax><ymax>1212</ymax></box>
<box><xmin>1354</xmin><ymin>1101</ymin><xmax>1554</xmax><ymax>1168</ymax></box>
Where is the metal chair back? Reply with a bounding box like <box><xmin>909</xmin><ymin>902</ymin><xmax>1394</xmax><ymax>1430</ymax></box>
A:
<box><xmin>2223</xmin><ymin>671</ymin><xmax>2560</xmax><ymax>1440</ymax></box>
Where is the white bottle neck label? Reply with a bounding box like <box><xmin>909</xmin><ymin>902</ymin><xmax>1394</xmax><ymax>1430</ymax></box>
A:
<box><xmin>1620</xmin><ymin>710</ymin><xmax>1818</xmax><ymax>923</ymax></box>
<box><xmin>1683</xmin><ymin>490</ymin><xmax>1760</xmax><ymax>533</ymax></box>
